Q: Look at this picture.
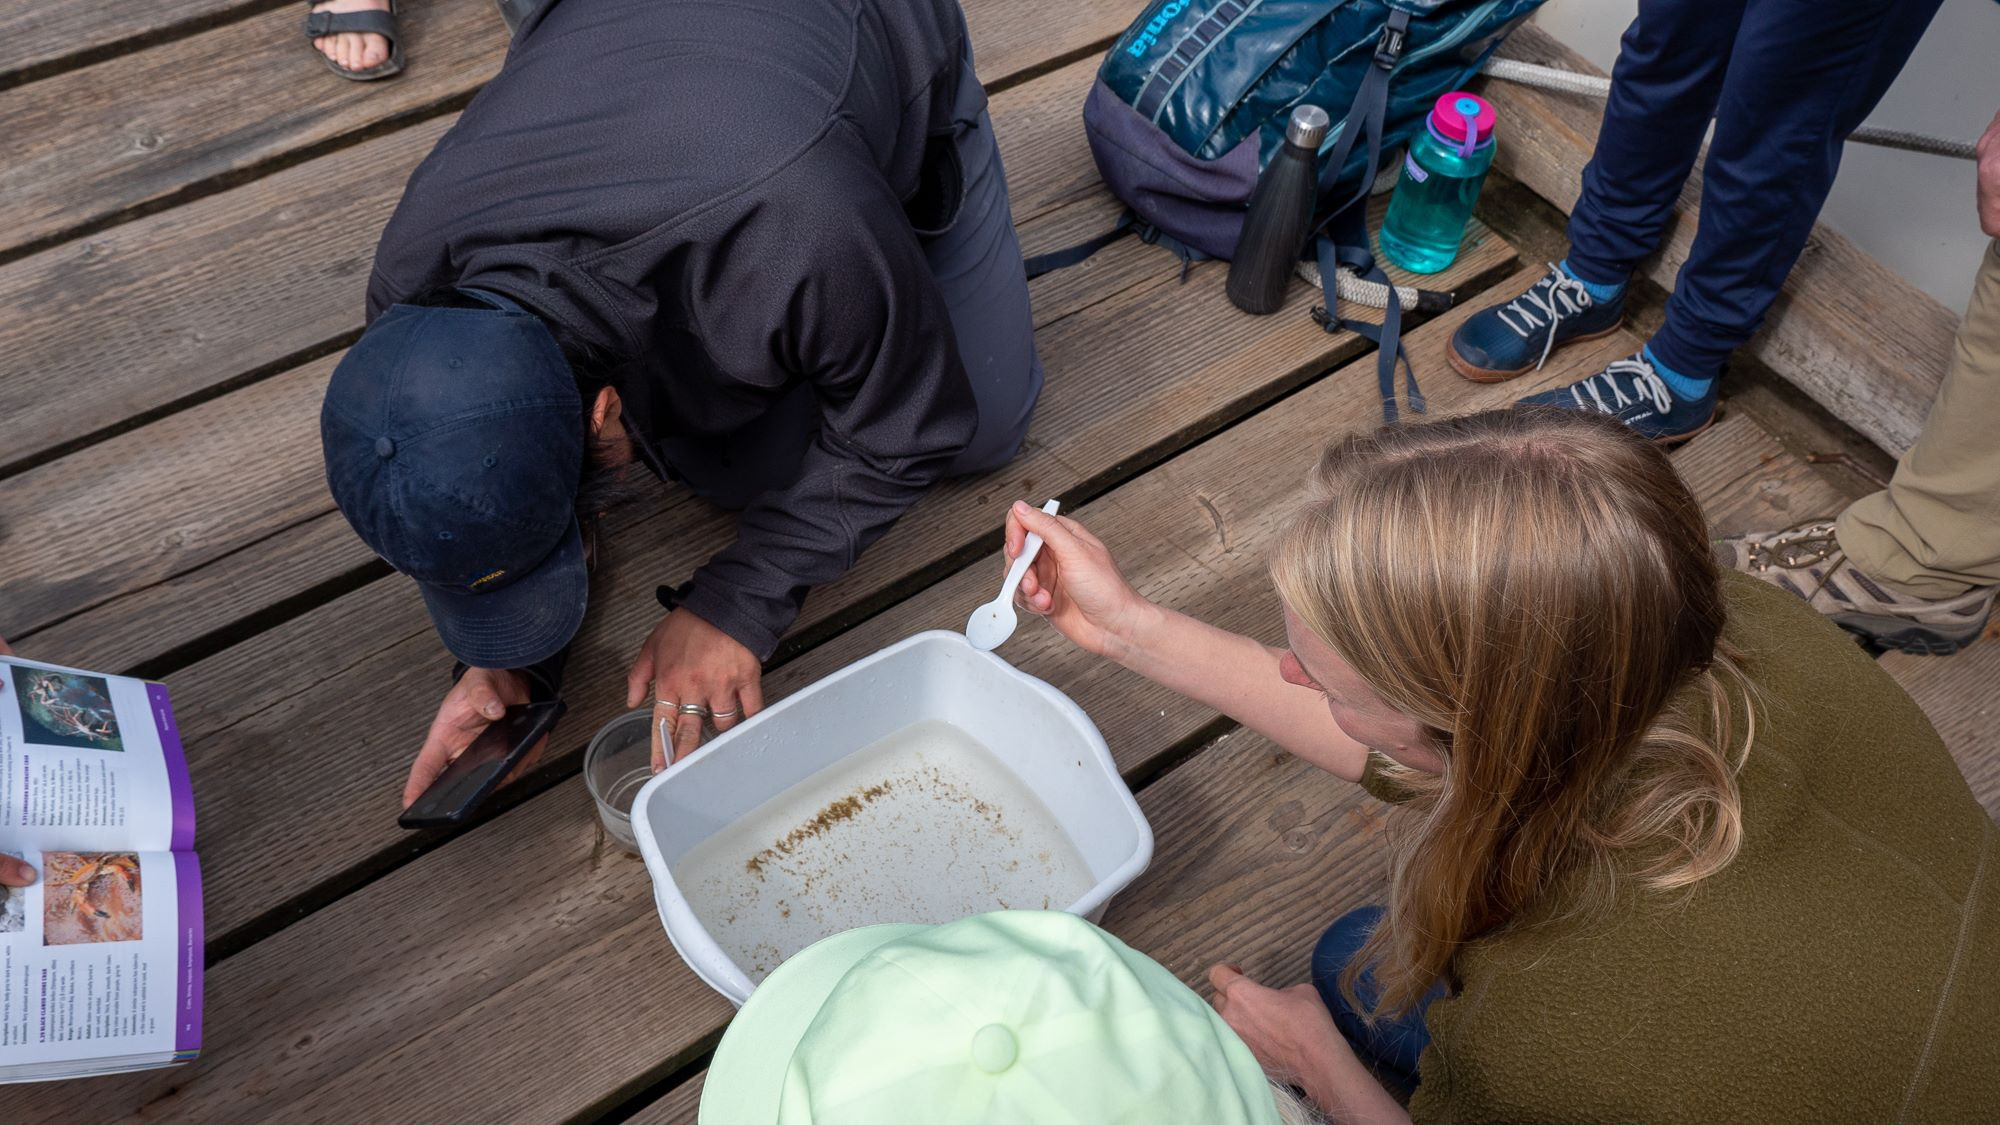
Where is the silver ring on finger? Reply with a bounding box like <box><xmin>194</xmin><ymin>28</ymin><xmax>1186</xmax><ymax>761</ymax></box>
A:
<box><xmin>710</xmin><ymin>707</ymin><xmax>740</xmax><ymax>720</ymax></box>
<box><xmin>677</xmin><ymin>703</ymin><xmax>712</xmax><ymax>718</ymax></box>
<box><xmin>654</xmin><ymin>698</ymin><xmax>679</xmax><ymax>709</ymax></box>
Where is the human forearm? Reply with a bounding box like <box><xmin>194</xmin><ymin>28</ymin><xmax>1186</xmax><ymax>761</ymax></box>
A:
<box><xmin>1103</xmin><ymin>603</ymin><xmax>1369</xmax><ymax>781</ymax></box>
<box><xmin>686</xmin><ymin>478</ymin><xmax>913</xmax><ymax>660</ymax></box>
<box><xmin>1209</xmin><ymin>969</ymin><xmax>1411</xmax><ymax>1125</ymax></box>
<box><xmin>1289</xmin><ymin>1031</ymin><xmax>1411</xmax><ymax>1125</ymax></box>
<box><xmin>1299</xmin><ymin>1066</ymin><xmax>1411</xmax><ymax>1125</ymax></box>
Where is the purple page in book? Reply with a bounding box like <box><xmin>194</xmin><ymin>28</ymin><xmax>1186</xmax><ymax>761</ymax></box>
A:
<box><xmin>172</xmin><ymin>851</ymin><xmax>205</xmax><ymax>1058</ymax></box>
<box><xmin>147</xmin><ymin>683</ymin><xmax>196</xmax><ymax>851</ymax></box>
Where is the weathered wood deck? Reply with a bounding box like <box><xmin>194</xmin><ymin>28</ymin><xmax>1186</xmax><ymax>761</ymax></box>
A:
<box><xmin>1</xmin><ymin>3</ymin><xmax>1992</xmax><ymax>1120</ymax></box>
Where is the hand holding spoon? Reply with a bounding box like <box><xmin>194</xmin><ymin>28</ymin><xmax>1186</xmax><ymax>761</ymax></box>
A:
<box><xmin>965</xmin><ymin>499</ymin><xmax>1061</xmax><ymax>651</ymax></box>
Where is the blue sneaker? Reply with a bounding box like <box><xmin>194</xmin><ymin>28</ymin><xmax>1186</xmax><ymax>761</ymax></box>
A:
<box><xmin>1448</xmin><ymin>263</ymin><xmax>1626</xmax><ymax>382</ymax></box>
<box><xmin>1517</xmin><ymin>352</ymin><xmax>1717</xmax><ymax>444</ymax></box>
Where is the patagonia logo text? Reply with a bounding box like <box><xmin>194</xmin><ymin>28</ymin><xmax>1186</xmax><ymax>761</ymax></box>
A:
<box><xmin>1126</xmin><ymin>0</ymin><xmax>1193</xmax><ymax>58</ymax></box>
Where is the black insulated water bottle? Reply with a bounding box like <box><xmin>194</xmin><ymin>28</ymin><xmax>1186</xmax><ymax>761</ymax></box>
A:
<box><xmin>1227</xmin><ymin>104</ymin><xmax>1330</xmax><ymax>316</ymax></box>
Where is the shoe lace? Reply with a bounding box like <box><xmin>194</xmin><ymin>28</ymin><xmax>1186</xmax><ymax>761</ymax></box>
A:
<box><xmin>1494</xmin><ymin>264</ymin><xmax>1592</xmax><ymax>370</ymax></box>
<box><xmin>1747</xmin><ymin>521</ymin><xmax>1841</xmax><ymax>571</ymax></box>
<box><xmin>1569</xmin><ymin>355</ymin><xmax>1672</xmax><ymax>416</ymax></box>
<box><xmin>1746</xmin><ymin>521</ymin><xmax>1856</xmax><ymax>608</ymax></box>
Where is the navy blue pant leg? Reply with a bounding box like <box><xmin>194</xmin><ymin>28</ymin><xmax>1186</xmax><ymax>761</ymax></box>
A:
<box><xmin>1310</xmin><ymin>905</ymin><xmax>1446</xmax><ymax>1092</ymax></box>
<box><xmin>1567</xmin><ymin>0</ymin><xmax>1944</xmax><ymax>379</ymax></box>
<box><xmin>1564</xmin><ymin>0</ymin><xmax>1747</xmax><ymax>289</ymax></box>
<box><xmin>1648</xmin><ymin>0</ymin><xmax>1942</xmax><ymax>378</ymax></box>
<box><xmin>927</xmin><ymin>36</ymin><xmax>1044</xmax><ymax>475</ymax></box>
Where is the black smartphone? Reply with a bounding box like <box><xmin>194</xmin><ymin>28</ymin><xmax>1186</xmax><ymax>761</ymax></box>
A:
<box><xmin>398</xmin><ymin>700</ymin><xmax>566</xmax><ymax>830</ymax></box>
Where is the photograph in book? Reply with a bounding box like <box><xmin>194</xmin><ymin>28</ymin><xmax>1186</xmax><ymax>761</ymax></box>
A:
<box><xmin>41</xmin><ymin>852</ymin><xmax>144</xmax><ymax>945</ymax></box>
<box><xmin>0</xmin><ymin>655</ymin><xmax>203</xmax><ymax>1080</ymax></box>
<box><xmin>10</xmin><ymin>668</ymin><xmax>125</xmax><ymax>752</ymax></box>
<box><xmin>0</xmin><ymin>853</ymin><xmax>24</xmax><ymax>934</ymax></box>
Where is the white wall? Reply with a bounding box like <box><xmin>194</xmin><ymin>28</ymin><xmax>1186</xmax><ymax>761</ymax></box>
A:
<box><xmin>1528</xmin><ymin>0</ymin><xmax>1999</xmax><ymax>314</ymax></box>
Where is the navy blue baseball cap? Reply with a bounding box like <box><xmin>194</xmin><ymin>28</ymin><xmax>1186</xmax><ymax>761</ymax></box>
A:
<box><xmin>321</xmin><ymin>292</ymin><xmax>589</xmax><ymax>669</ymax></box>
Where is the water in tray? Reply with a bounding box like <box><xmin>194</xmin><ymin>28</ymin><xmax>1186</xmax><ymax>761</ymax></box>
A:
<box><xmin>671</xmin><ymin>719</ymin><xmax>1094</xmax><ymax>981</ymax></box>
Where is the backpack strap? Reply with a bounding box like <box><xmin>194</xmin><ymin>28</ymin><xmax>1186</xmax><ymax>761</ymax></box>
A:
<box><xmin>1304</xmin><ymin>7</ymin><xmax>1420</xmax><ymax>426</ymax></box>
<box><xmin>1314</xmin><ymin>8</ymin><xmax>1412</xmax><ymax>225</ymax></box>
<box><xmin>1021</xmin><ymin>211</ymin><xmax>1212</xmax><ymax>282</ymax></box>
<box><xmin>1313</xmin><ymin>204</ymin><xmax>1423</xmax><ymax>426</ymax></box>
<box><xmin>1022</xmin><ymin>212</ymin><xmax>1136</xmax><ymax>279</ymax></box>
<box><xmin>1135</xmin><ymin>222</ymin><xmax>1213</xmax><ymax>282</ymax></box>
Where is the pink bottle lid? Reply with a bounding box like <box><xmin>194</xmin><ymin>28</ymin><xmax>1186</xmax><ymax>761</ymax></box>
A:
<box><xmin>1428</xmin><ymin>91</ymin><xmax>1496</xmax><ymax>147</ymax></box>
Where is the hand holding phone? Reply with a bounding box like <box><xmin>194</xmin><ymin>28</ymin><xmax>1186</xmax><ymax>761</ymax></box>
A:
<box><xmin>403</xmin><ymin>667</ymin><xmax>539</xmax><ymax>809</ymax></box>
<box><xmin>400</xmin><ymin>699</ymin><xmax>565</xmax><ymax>829</ymax></box>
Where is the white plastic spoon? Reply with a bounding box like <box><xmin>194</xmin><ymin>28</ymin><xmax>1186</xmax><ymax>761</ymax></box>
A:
<box><xmin>965</xmin><ymin>499</ymin><xmax>1061</xmax><ymax>651</ymax></box>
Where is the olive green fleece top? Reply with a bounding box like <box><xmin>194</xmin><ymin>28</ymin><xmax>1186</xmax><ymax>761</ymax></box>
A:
<box><xmin>1362</xmin><ymin>571</ymin><xmax>1999</xmax><ymax>1124</ymax></box>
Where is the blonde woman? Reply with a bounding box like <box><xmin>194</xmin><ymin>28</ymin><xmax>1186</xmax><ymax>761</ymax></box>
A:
<box><xmin>1005</xmin><ymin>408</ymin><xmax>1998</xmax><ymax>1123</ymax></box>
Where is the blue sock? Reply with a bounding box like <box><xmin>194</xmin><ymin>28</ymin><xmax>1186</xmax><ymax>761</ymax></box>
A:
<box><xmin>1641</xmin><ymin>343</ymin><xmax>1713</xmax><ymax>401</ymax></box>
<box><xmin>1559</xmin><ymin>258</ymin><xmax>1625</xmax><ymax>303</ymax></box>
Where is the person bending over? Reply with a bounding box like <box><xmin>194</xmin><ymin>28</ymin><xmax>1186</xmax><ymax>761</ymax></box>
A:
<box><xmin>320</xmin><ymin>0</ymin><xmax>1043</xmax><ymax>798</ymax></box>
<box><xmin>1006</xmin><ymin>408</ymin><xmax>1997</xmax><ymax>1123</ymax></box>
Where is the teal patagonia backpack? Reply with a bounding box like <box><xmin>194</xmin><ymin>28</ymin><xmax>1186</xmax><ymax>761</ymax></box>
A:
<box><xmin>1065</xmin><ymin>0</ymin><xmax>1544</xmax><ymax>419</ymax></box>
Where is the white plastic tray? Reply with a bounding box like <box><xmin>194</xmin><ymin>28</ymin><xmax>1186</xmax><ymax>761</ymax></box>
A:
<box><xmin>631</xmin><ymin>630</ymin><xmax>1153</xmax><ymax>1005</ymax></box>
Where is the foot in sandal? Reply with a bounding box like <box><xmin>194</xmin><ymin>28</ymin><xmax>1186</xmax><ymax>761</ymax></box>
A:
<box><xmin>307</xmin><ymin>0</ymin><xmax>404</xmax><ymax>80</ymax></box>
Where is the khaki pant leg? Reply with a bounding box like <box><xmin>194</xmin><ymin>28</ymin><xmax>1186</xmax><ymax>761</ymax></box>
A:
<box><xmin>1836</xmin><ymin>238</ymin><xmax>2000</xmax><ymax>598</ymax></box>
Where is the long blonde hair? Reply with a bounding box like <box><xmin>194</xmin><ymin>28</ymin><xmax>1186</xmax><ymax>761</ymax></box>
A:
<box><xmin>1271</xmin><ymin>408</ymin><xmax>1754</xmax><ymax>1018</ymax></box>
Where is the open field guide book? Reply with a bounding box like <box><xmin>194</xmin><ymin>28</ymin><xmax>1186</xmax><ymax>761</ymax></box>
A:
<box><xmin>0</xmin><ymin>655</ymin><xmax>200</xmax><ymax>1082</ymax></box>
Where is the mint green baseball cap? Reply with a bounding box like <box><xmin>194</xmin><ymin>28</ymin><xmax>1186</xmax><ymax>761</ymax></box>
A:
<box><xmin>700</xmin><ymin>910</ymin><xmax>1281</xmax><ymax>1124</ymax></box>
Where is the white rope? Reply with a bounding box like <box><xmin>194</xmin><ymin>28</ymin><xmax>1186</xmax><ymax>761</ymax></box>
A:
<box><xmin>1294</xmin><ymin>260</ymin><xmax>1421</xmax><ymax>310</ymax></box>
<box><xmin>1479</xmin><ymin>57</ymin><xmax>1978</xmax><ymax>161</ymax></box>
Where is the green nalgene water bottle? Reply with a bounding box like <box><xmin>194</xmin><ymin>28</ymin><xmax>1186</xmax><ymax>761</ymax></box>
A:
<box><xmin>1380</xmin><ymin>91</ymin><xmax>1497</xmax><ymax>274</ymax></box>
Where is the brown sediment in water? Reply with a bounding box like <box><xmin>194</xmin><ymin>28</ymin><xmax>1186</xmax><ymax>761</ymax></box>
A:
<box><xmin>745</xmin><ymin>781</ymin><xmax>894</xmax><ymax>877</ymax></box>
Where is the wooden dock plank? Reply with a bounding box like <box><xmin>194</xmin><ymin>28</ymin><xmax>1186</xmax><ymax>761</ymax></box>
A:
<box><xmin>0</xmin><ymin>0</ymin><xmax>259</xmax><ymax>85</ymax></box>
<box><xmin>0</xmin><ymin>0</ymin><xmax>1124</xmax><ymax>263</ymax></box>
<box><xmin>0</xmin><ymin>2</ymin><xmax>504</xmax><ymax>260</ymax></box>
<box><xmin>0</xmin><ymin>116</ymin><xmax>452</xmax><ymax>477</ymax></box>
<box><xmin>1105</xmin><ymin>732</ymin><xmax>1385</xmax><ymax>1019</ymax></box>
<box><xmin>1</xmin><ymin>353</ymin><xmax>347</xmax><ymax>643</ymax></box>
<box><xmin>0</xmin><ymin>249</ymin><xmax>1540</xmax><ymax>1124</ymax></box>
<box><xmin>1483</xmin><ymin>24</ymin><xmax>1959</xmax><ymax>456</ymax></box>
<box><xmin>8</xmin><ymin>512</ymin><xmax>370</xmax><ymax>677</ymax></box>
<box><xmin>629</xmin><ymin>1073</ymin><xmax>705</xmax><ymax>1125</ymax></box>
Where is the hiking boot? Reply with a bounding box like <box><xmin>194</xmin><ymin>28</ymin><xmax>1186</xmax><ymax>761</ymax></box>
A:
<box><xmin>1715</xmin><ymin>520</ymin><xmax>1998</xmax><ymax>655</ymax></box>
<box><xmin>1448</xmin><ymin>263</ymin><xmax>1626</xmax><ymax>382</ymax></box>
<box><xmin>1516</xmin><ymin>351</ymin><xmax>1716</xmax><ymax>445</ymax></box>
